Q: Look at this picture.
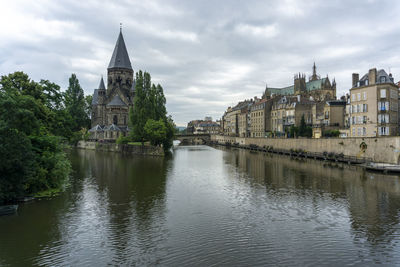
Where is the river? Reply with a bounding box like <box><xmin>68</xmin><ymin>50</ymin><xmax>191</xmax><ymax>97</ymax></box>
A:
<box><xmin>1</xmin><ymin>145</ymin><xmax>400</xmax><ymax>266</ymax></box>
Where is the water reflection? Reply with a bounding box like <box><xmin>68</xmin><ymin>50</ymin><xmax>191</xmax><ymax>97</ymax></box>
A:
<box><xmin>1</xmin><ymin>146</ymin><xmax>400</xmax><ymax>266</ymax></box>
<box><xmin>221</xmin><ymin>147</ymin><xmax>400</xmax><ymax>264</ymax></box>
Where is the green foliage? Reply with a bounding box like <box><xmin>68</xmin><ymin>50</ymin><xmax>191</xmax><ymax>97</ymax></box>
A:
<box><xmin>64</xmin><ymin>74</ymin><xmax>90</xmax><ymax>132</ymax></box>
<box><xmin>116</xmin><ymin>135</ymin><xmax>131</xmax><ymax>144</ymax></box>
<box><xmin>289</xmin><ymin>126</ymin><xmax>298</xmax><ymax>138</ymax></box>
<box><xmin>0</xmin><ymin>72</ymin><xmax>71</xmax><ymax>204</ymax></box>
<box><xmin>297</xmin><ymin>115</ymin><xmax>312</xmax><ymax>138</ymax></box>
<box><xmin>144</xmin><ymin>119</ymin><xmax>167</xmax><ymax>146</ymax></box>
<box><xmin>323</xmin><ymin>129</ymin><xmax>340</xmax><ymax>137</ymax></box>
<box><xmin>130</xmin><ymin>70</ymin><xmax>175</xmax><ymax>151</ymax></box>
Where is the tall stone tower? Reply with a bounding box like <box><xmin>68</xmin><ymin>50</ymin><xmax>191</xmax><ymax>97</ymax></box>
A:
<box><xmin>294</xmin><ymin>73</ymin><xmax>306</xmax><ymax>95</ymax></box>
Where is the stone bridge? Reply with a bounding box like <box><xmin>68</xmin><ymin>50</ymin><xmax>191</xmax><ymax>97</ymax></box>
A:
<box><xmin>175</xmin><ymin>134</ymin><xmax>211</xmax><ymax>145</ymax></box>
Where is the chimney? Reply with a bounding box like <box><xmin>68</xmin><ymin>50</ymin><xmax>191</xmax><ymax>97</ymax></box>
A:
<box><xmin>368</xmin><ymin>68</ymin><xmax>377</xmax><ymax>85</ymax></box>
<box><xmin>352</xmin><ymin>73</ymin><xmax>359</xmax><ymax>87</ymax></box>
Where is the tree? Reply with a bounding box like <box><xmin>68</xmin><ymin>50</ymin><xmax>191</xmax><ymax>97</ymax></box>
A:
<box><xmin>0</xmin><ymin>72</ymin><xmax>71</xmax><ymax>203</ymax></box>
<box><xmin>130</xmin><ymin>70</ymin><xmax>147</xmax><ymax>144</ymax></box>
<box><xmin>144</xmin><ymin>119</ymin><xmax>167</xmax><ymax>146</ymax></box>
<box><xmin>298</xmin><ymin>114</ymin><xmax>312</xmax><ymax>138</ymax></box>
<box><xmin>85</xmin><ymin>94</ymin><xmax>93</xmax><ymax>126</ymax></box>
<box><xmin>64</xmin><ymin>74</ymin><xmax>89</xmax><ymax>132</ymax></box>
<box><xmin>129</xmin><ymin>70</ymin><xmax>175</xmax><ymax>151</ymax></box>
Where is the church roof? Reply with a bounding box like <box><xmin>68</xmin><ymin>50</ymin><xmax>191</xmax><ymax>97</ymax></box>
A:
<box><xmin>266</xmin><ymin>78</ymin><xmax>328</xmax><ymax>96</ymax></box>
<box><xmin>107</xmin><ymin>94</ymin><xmax>127</xmax><ymax>106</ymax></box>
<box><xmin>104</xmin><ymin>124</ymin><xmax>121</xmax><ymax>131</ymax></box>
<box><xmin>89</xmin><ymin>124</ymin><xmax>103</xmax><ymax>132</ymax></box>
<box><xmin>98</xmin><ymin>77</ymin><xmax>106</xmax><ymax>90</ymax></box>
<box><xmin>92</xmin><ymin>89</ymin><xmax>99</xmax><ymax>105</ymax></box>
<box><xmin>108</xmin><ymin>31</ymin><xmax>132</xmax><ymax>70</ymax></box>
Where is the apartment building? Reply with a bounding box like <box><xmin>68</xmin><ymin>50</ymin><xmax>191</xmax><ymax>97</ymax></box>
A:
<box><xmin>350</xmin><ymin>68</ymin><xmax>399</xmax><ymax>137</ymax></box>
<box><xmin>271</xmin><ymin>95</ymin><xmax>313</xmax><ymax>135</ymax></box>
<box><xmin>250</xmin><ymin>99</ymin><xmax>268</xmax><ymax>137</ymax></box>
<box><xmin>222</xmin><ymin>99</ymin><xmax>254</xmax><ymax>136</ymax></box>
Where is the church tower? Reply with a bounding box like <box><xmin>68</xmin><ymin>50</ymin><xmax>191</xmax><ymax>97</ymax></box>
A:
<box><xmin>107</xmin><ymin>28</ymin><xmax>134</xmax><ymax>103</ymax></box>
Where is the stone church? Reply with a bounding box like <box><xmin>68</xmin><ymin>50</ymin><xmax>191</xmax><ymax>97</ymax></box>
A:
<box><xmin>264</xmin><ymin>63</ymin><xmax>337</xmax><ymax>101</ymax></box>
<box><xmin>89</xmin><ymin>30</ymin><xmax>135</xmax><ymax>140</ymax></box>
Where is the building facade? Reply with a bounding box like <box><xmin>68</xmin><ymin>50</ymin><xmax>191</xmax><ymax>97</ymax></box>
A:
<box><xmin>349</xmin><ymin>68</ymin><xmax>399</xmax><ymax>137</ymax></box>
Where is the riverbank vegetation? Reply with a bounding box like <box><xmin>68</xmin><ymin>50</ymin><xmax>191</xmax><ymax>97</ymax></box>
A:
<box><xmin>0</xmin><ymin>72</ymin><xmax>91</xmax><ymax>204</ymax></box>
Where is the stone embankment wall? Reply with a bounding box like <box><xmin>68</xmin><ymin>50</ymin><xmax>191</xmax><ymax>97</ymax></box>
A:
<box><xmin>77</xmin><ymin>141</ymin><xmax>164</xmax><ymax>156</ymax></box>
<box><xmin>211</xmin><ymin>135</ymin><xmax>400</xmax><ymax>164</ymax></box>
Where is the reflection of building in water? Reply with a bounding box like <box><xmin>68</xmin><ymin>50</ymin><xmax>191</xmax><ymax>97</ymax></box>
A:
<box><xmin>221</xmin><ymin>147</ymin><xmax>400</xmax><ymax>245</ymax></box>
<box><xmin>74</xmin><ymin>150</ymin><xmax>169</xmax><ymax>260</ymax></box>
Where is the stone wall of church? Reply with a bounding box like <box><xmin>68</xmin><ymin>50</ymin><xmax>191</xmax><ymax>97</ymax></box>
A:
<box><xmin>107</xmin><ymin>68</ymin><xmax>133</xmax><ymax>97</ymax></box>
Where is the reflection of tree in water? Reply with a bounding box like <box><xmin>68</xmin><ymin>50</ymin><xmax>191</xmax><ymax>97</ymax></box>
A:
<box><xmin>76</xmin><ymin>149</ymin><xmax>170</xmax><ymax>265</ymax></box>
<box><xmin>220</xmin><ymin>147</ymin><xmax>400</xmax><ymax>252</ymax></box>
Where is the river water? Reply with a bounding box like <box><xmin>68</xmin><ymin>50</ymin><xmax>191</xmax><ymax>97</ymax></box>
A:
<box><xmin>1</xmin><ymin>146</ymin><xmax>400</xmax><ymax>266</ymax></box>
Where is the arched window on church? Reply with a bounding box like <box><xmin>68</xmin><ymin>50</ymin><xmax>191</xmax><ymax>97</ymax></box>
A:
<box><xmin>113</xmin><ymin>115</ymin><xmax>118</xmax><ymax>125</ymax></box>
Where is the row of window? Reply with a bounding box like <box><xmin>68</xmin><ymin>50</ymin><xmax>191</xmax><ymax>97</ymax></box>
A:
<box><xmin>350</xmin><ymin>104</ymin><xmax>368</xmax><ymax>113</ymax></box>
<box><xmin>352</xmin><ymin>127</ymin><xmax>367</xmax><ymax>136</ymax></box>
<box><xmin>351</xmin><ymin>127</ymin><xmax>390</xmax><ymax>136</ymax></box>
<box><xmin>378</xmin><ymin>114</ymin><xmax>390</xmax><ymax>123</ymax></box>
<box><xmin>351</xmin><ymin>116</ymin><xmax>367</xmax><ymax>125</ymax></box>
<box><xmin>378</xmin><ymin>101</ymin><xmax>389</xmax><ymax>111</ymax></box>
<box><xmin>351</xmin><ymin>89</ymin><xmax>396</xmax><ymax>102</ymax></box>
<box><xmin>351</xmin><ymin>92</ymin><xmax>367</xmax><ymax>102</ymax></box>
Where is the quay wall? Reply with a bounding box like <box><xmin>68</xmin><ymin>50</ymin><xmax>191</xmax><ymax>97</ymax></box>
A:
<box><xmin>211</xmin><ymin>135</ymin><xmax>400</xmax><ymax>164</ymax></box>
<box><xmin>76</xmin><ymin>141</ymin><xmax>164</xmax><ymax>156</ymax></box>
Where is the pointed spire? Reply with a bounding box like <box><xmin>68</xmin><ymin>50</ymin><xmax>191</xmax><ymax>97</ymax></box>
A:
<box><xmin>313</xmin><ymin>62</ymin><xmax>316</xmax><ymax>76</ymax></box>
<box><xmin>98</xmin><ymin>76</ymin><xmax>106</xmax><ymax>90</ymax></box>
<box><xmin>108</xmin><ymin>29</ymin><xmax>132</xmax><ymax>70</ymax></box>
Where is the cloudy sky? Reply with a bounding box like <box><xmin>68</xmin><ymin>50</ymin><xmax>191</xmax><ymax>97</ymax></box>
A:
<box><xmin>1</xmin><ymin>0</ymin><xmax>400</xmax><ymax>126</ymax></box>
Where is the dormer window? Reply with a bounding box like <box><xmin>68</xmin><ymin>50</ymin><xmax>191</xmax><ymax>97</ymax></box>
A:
<box><xmin>380</xmin><ymin>76</ymin><xmax>386</xmax><ymax>83</ymax></box>
<box><xmin>365</xmin><ymin>79</ymin><xmax>369</xmax><ymax>85</ymax></box>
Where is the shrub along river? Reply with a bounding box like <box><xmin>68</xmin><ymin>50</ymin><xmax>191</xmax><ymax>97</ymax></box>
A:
<box><xmin>1</xmin><ymin>145</ymin><xmax>400</xmax><ymax>266</ymax></box>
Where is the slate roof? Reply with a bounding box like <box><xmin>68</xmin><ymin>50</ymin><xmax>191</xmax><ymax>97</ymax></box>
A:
<box><xmin>326</xmin><ymin>100</ymin><xmax>346</xmax><ymax>106</ymax></box>
<box><xmin>92</xmin><ymin>89</ymin><xmax>99</xmax><ymax>105</ymax></box>
<box><xmin>359</xmin><ymin>69</ymin><xmax>394</xmax><ymax>84</ymax></box>
<box><xmin>108</xmin><ymin>31</ymin><xmax>132</xmax><ymax>70</ymax></box>
<box><xmin>104</xmin><ymin>124</ymin><xmax>121</xmax><ymax>131</ymax></box>
<box><xmin>89</xmin><ymin>124</ymin><xmax>103</xmax><ymax>132</ymax></box>
<box><xmin>98</xmin><ymin>77</ymin><xmax>106</xmax><ymax>90</ymax></box>
<box><xmin>107</xmin><ymin>94</ymin><xmax>127</xmax><ymax>106</ymax></box>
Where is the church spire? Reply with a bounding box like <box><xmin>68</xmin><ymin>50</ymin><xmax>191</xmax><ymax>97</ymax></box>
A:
<box><xmin>98</xmin><ymin>76</ymin><xmax>106</xmax><ymax>90</ymax></box>
<box><xmin>313</xmin><ymin>62</ymin><xmax>316</xmax><ymax>76</ymax></box>
<box><xmin>108</xmin><ymin>29</ymin><xmax>132</xmax><ymax>70</ymax></box>
<box><xmin>310</xmin><ymin>62</ymin><xmax>319</xmax><ymax>81</ymax></box>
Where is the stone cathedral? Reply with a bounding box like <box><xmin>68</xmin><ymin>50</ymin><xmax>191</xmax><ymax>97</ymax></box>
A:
<box><xmin>90</xmin><ymin>29</ymin><xmax>135</xmax><ymax>140</ymax></box>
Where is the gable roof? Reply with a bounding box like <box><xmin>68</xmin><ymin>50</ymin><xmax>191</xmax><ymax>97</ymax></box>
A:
<box><xmin>107</xmin><ymin>94</ymin><xmax>127</xmax><ymax>106</ymax></box>
<box><xmin>104</xmin><ymin>124</ymin><xmax>121</xmax><ymax>131</ymax></box>
<box><xmin>92</xmin><ymin>89</ymin><xmax>99</xmax><ymax>105</ymax></box>
<box><xmin>108</xmin><ymin>31</ymin><xmax>132</xmax><ymax>70</ymax></box>
<box><xmin>89</xmin><ymin>124</ymin><xmax>103</xmax><ymax>132</ymax></box>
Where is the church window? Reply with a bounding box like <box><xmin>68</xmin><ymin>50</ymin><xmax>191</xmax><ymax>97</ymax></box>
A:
<box><xmin>113</xmin><ymin>115</ymin><xmax>118</xmax><ymax>125</ymax></box>
<box><xmin>124</xmin><ymin>115</ymin><xmax>126</xmax><ymax>125</ymax></box>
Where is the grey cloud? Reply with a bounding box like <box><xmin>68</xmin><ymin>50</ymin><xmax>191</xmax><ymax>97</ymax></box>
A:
<box><xmin>1</xmin><ymin>0</ymin><xmax>400</xmax><ymax>125</ymax></box>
